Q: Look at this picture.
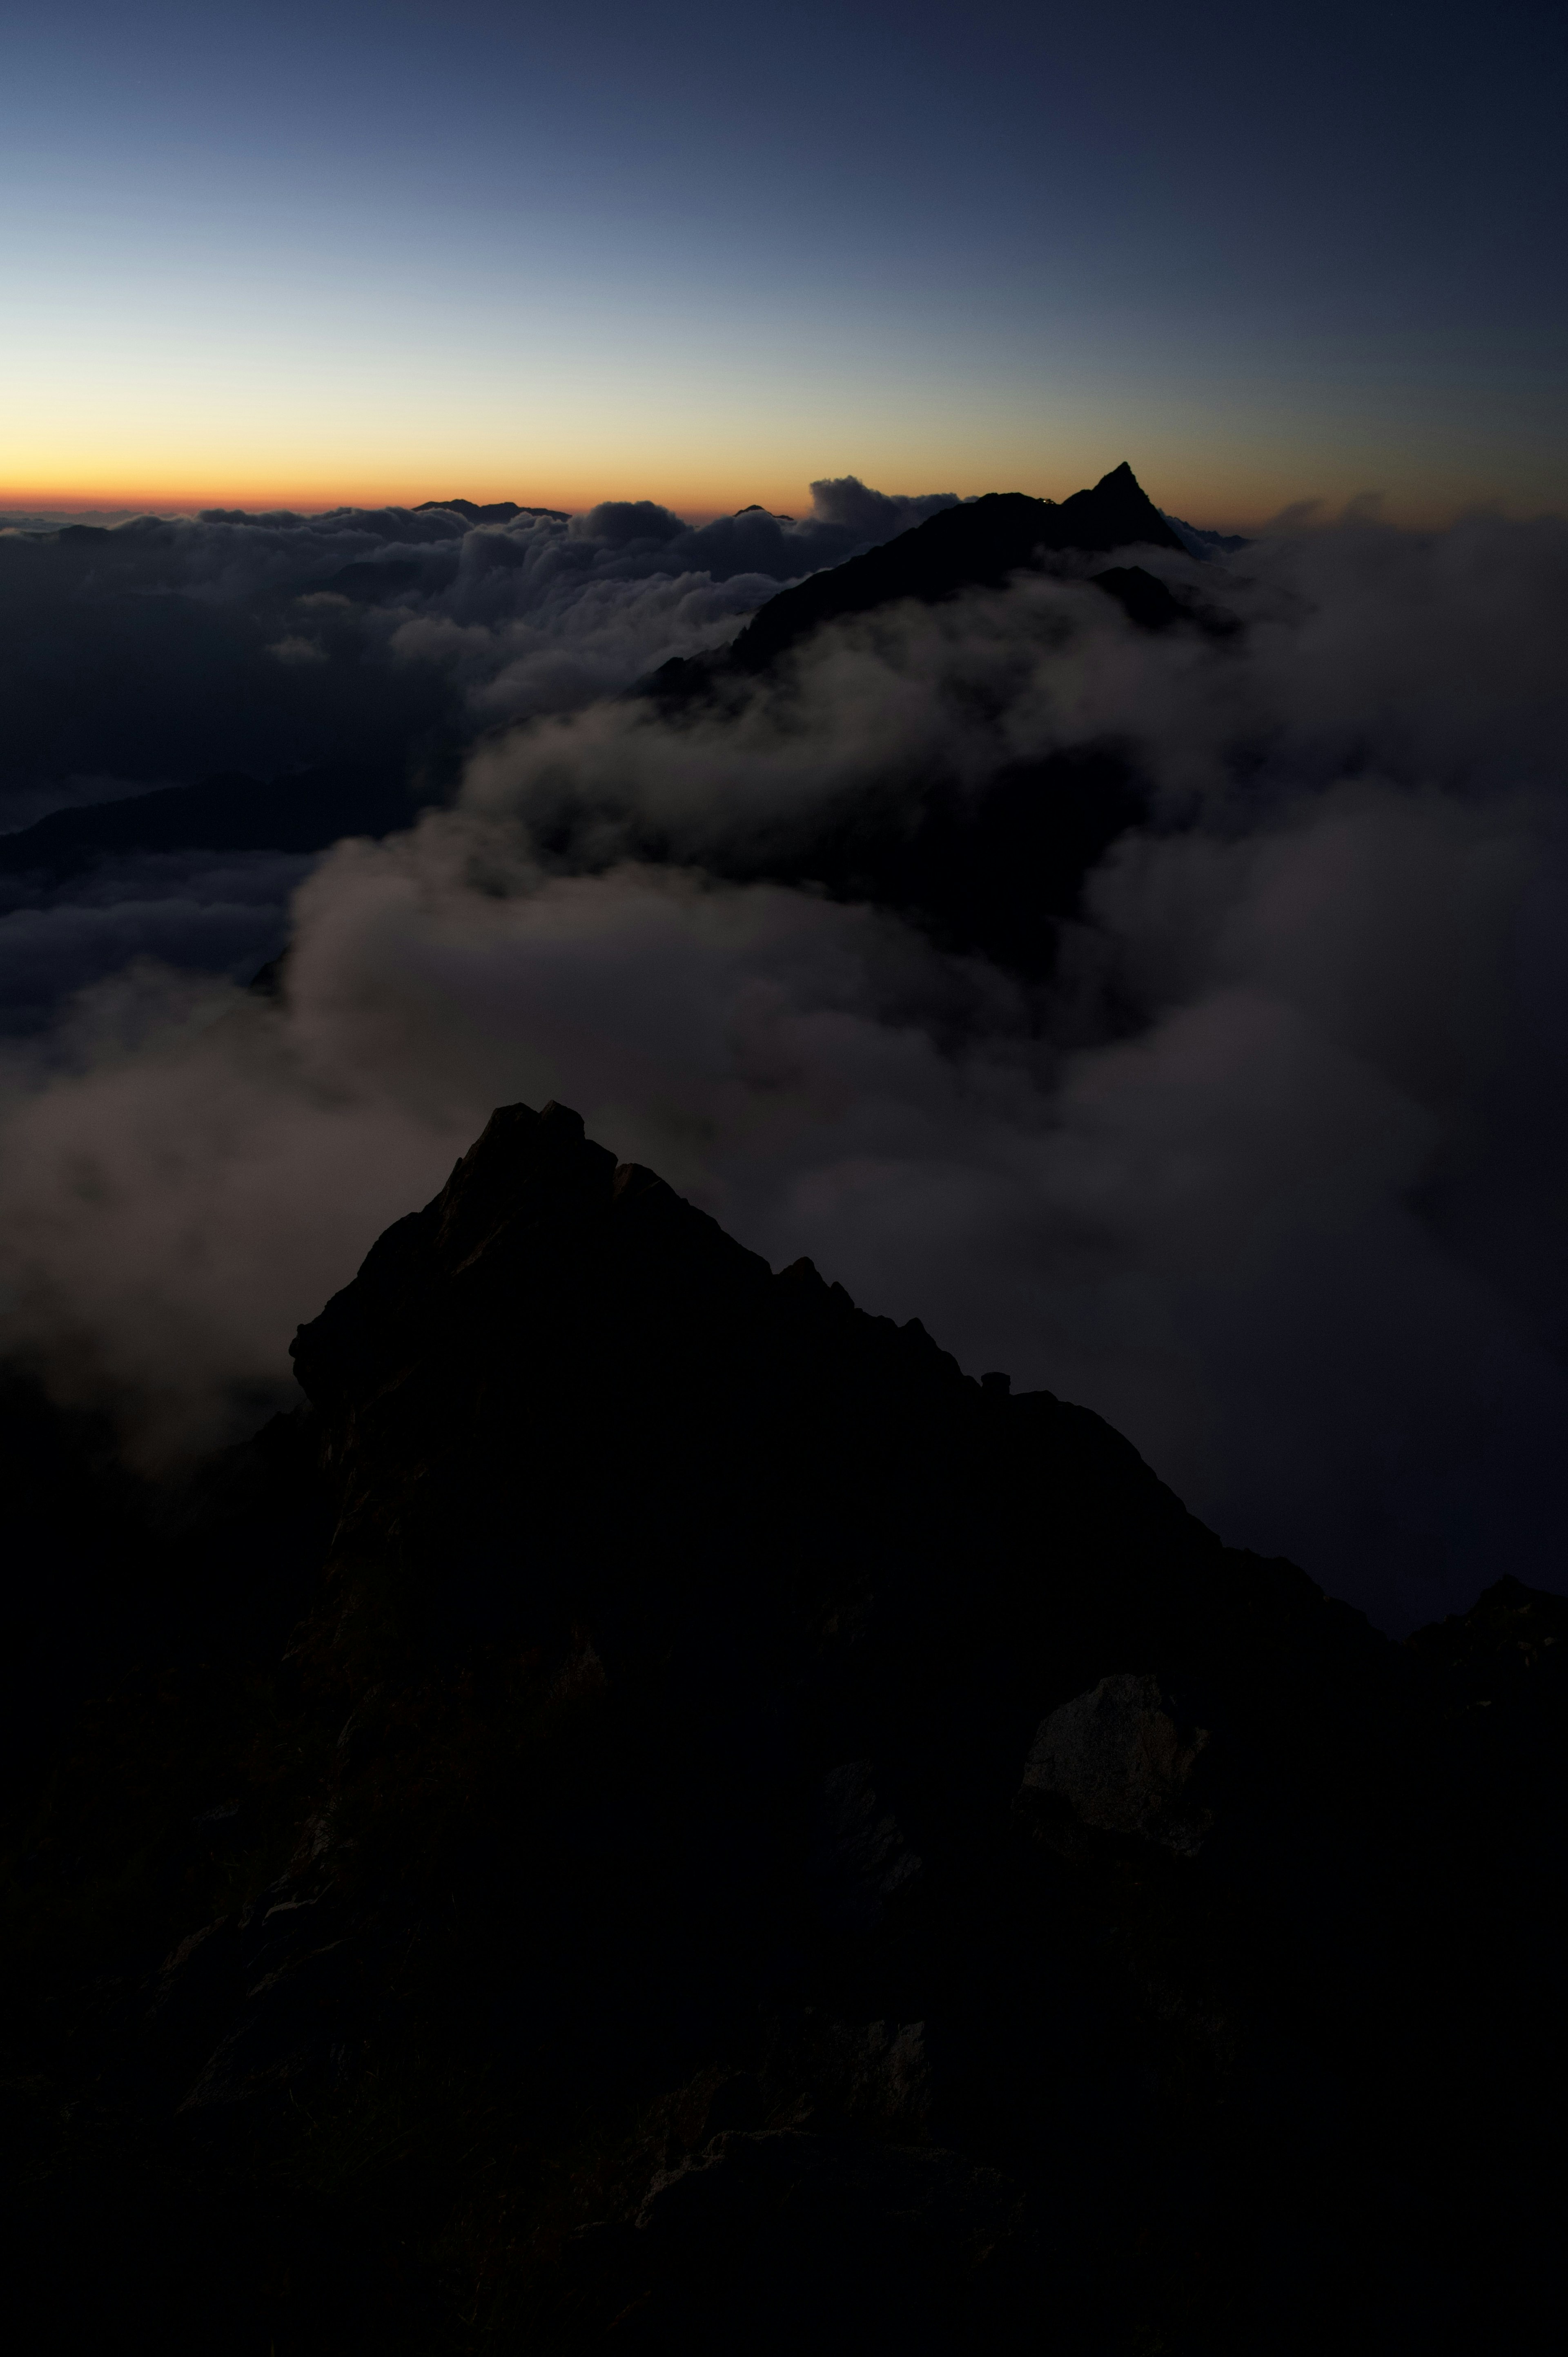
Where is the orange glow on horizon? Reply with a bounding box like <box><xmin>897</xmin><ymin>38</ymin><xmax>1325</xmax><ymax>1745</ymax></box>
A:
<box><xmin>0</xmin><ymin>454</ymin><xmax>1530</xmax><ymax>538</ymax></box>
<box><xmin>0</xmin><ymin>468</ymin><xmax>1303</xmax><ymax>539</ymax></box>
<box><xmin>0</xmin><ymin>473</ymin><xmax>887</xmax><ymax>529</ymax></box>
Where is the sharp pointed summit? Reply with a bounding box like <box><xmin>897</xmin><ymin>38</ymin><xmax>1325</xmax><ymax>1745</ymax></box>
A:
<box><xmin>644</xmin><ymin>464</ymin><xmax>1185</xmax><ymax>700</ymax></box>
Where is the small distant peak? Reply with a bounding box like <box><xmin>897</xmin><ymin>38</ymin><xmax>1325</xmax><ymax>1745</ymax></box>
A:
<box><xmin>981</xmin><ymin>1370</ymin><xmax>1011</xmax><ymax>1394</ymax></box>
<box><xmin>413</xmin><ymin>497</ymin><xmax>548</xmax><ymax>524</ymax></box>
<box><xmin>1161</xmin><ymin>512</ymin><xmax>1251</xmax><ymax>560</ymax></box>
<box><xmin>1089</xmin><ymin>565</ymin><xmax>1185</xmax><ymax>630</ymax></box>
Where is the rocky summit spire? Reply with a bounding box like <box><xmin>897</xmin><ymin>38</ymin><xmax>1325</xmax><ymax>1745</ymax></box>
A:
<box><xmin>648</xmin><ymin>462</ymin><xmax>1188</xmax><ymax>693</ymax></box>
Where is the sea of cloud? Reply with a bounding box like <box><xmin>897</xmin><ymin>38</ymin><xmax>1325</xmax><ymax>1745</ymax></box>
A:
<box><xmin>0</xmin><ymin>493</ymin><xmax>1564</xmax><ymax>1634</ymax></box>
<box><xmin>0</xmin><ymin>477</ymin><xmax>956</xmax><ymax>1014</ymax></box>
<box><xmin>0</xmin><ymin>476</ymin><xmax>956</xmax><ymax>824</ymax></box>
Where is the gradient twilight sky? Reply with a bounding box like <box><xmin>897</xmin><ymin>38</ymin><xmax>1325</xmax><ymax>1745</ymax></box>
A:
<box><xmin>3</xmin><ymin>0</ymin><xmax>1564</xmax><ymax>524</ymax></box>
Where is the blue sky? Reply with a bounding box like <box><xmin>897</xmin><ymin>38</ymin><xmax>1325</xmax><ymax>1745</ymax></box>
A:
<box><xmin>2</xmin><ymin>0</ymin><xmax>1563</xmax><ymax>518</ymax></box>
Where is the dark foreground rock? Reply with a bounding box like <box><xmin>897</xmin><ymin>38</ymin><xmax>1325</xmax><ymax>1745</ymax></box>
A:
<box><xmin>3</xmin><ymin>1100</ymin><xmax>1564</xmax><ymax>2353</ymax></box>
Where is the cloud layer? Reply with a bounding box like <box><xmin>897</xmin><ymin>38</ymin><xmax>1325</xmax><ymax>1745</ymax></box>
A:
<box><xmin>0</xmin><ymin>478</ymin><xmax>958</xmax><ymax>830</ymax></box>
<box><xmin>1</xmin><ymin>502</ymin><xmax>1565</xmax><ymax>1636</ymax></box>
<box><xmin>0</xmin><ymin>478</ymin><xmax>958</xmax><ymax>1016</ymax></box>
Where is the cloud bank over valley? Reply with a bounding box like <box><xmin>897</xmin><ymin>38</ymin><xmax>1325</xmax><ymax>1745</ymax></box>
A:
<box><xmin>0</xmin><ymin>478</ymin><xmax>1565</xmax><ymax>1635</ymax></box>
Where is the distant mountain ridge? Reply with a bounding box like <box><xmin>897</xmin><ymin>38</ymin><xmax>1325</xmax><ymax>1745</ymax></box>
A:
<box><xmin>0</xmin><ymin>464</ymin><xmax>1206</xmax><ymax>908</ymax></box>
<box><xmin>0</xmin><ymin>466</ymin><xmax>1233</xmax><ymax>1007</ymax></box>
<box><xmin>413</xmin><ymin>498</ymin><xmax>570</xmax><ymax>523</ymax></box>
<box><xmin>1161</xmin><ymin>511</ymin><xmax>1250</xmax><ymax>558</ymax></box>
<box><xmin>646</xmin><ymin>462</ymin><xmax>1189</xmax><ymax>700</ymax></box>
<box><xmin>0</xmin><ymin>763</ymin><xmax>423</xmax><ymax>883</ymax></box>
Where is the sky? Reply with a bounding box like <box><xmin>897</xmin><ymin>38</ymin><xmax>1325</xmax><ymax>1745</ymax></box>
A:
<box><xmin>2</xmin><ymin>0</ymin><xmax>1564</xmax><ymax>524</ymax></box>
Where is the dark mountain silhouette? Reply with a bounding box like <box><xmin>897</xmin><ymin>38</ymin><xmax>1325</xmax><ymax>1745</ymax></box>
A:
<box><xmin>520</xmin><ymin>471</ymin><xmax>1224</xmax><ymax>977</ymax></box>
<box><xmin>0</xmin><ymin>761</ymin><xmax>434</xmax><ymax>885</ymax></box>
<box><xmin>1089</xmin><ymin>561</ymin><xmax>1196</xmax><ymax>631</ymax></box>
<box><xmin>412</xmin><ymin>499</ymin><xmax>570</xmax><ymax>523</ymax></box>
<box><xmin>523</xmin><ymin>736</ymin><xmax>1147</xmax><ymax>981</ymax></box>
<box><xmin>0</xmin><ymin>468</ymin><xmax>1204</xmax><ymax>988</ymax></box>
<box><xmin>644</xmin><ymin>462</ymin><xmax>1189</xmax><ymax>702</ymax></box>
<box><xmin>4</xmin><ymin>1100</ymin><xmax>1563</xmax><ymax>2353</ymax></box>
<box><xmin>588</xmin><ymin>467</ymin><xmax>1222</xmax><ymax>976</ymax></box>
<box><xmin>1161</xmin><ymin>512</ymin><xmax>1250</xmax><ymax>559</ymax></box>
<box><xmin>724</xmin><ymin>462</ymin><xmax>1187</xmax><ymax>671</ymax></box>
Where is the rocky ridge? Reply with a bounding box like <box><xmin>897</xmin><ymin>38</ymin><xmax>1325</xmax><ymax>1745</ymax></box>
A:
<box><xmin>643</xmin><ymin>461</ymin><xmax>1193</xmax><ymax>704</ymax></box>
<box><xmin>3</xmin><ymin>1099</ymin><xmax>1564</xmax><ymax>2352</ymax></box>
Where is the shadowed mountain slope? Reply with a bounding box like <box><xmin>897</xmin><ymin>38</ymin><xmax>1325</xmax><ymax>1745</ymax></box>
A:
<box><xmin>594</xmin><ymin>468</ymin><xmax>1206</xmax><ymax>971</ymax></box>
<box><xmin>718</xmin><ymin>462</ymin><xmax>1186</xmax><ymax>677</ymax></box>
<box><xmin>4</xmin><ymin>1100</ymin><xmax>1563</xmax><ymax>2353</ymax></box>
<box><xmin>644</xmin><ymin>463</ymin><xmax>1187</xmax><ymax>702</ymax></box>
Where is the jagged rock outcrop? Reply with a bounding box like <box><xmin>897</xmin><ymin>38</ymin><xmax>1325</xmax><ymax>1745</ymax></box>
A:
<box><xmin>1020</xmin><ymin>1672</ymin><xmax>1212</xmax><ymax>1853</ymax></box>
<box><xmin>3</xmin><ymin>1101</ymin><xmax>1564</xmax><ymax>2355</ymax></box>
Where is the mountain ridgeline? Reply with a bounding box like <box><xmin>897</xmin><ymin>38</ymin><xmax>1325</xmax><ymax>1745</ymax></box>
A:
<box><xmin>0</xmin><ymin>464</ymin><xmax>1201</xmax><ymax>987</ymax></box>
<box><xmin>4</xmin><ymin>1100</ymin><xmax>1563</xmax><ymax>2352</ymax></box>
<box><xmin>535</xmin><ymin>463</ymin><xmax>1215</xmax><ymax>977</ymax></box>
<box><xmin>646</xmin><ymin>460</ymin><xmax>1190</xmax><ymax>703</ymax></box>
